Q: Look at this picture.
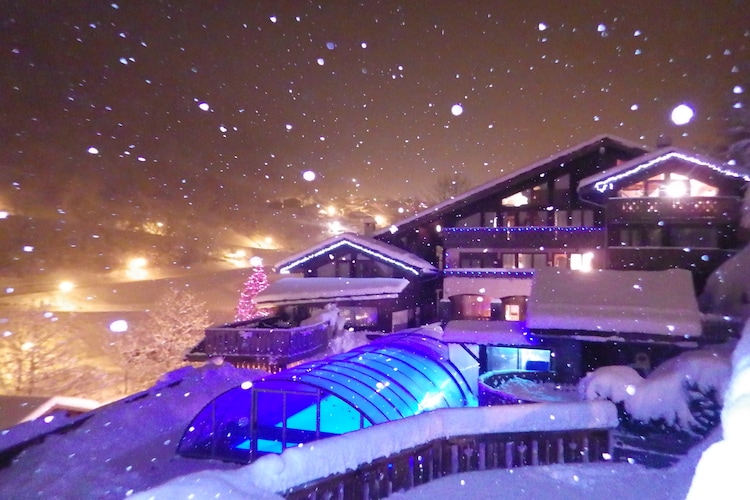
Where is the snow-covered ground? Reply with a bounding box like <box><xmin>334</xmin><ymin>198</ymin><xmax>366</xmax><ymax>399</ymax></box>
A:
<box><xmin>0</xmin><ymin>325</ymin><xmax>746</xmax><ymax>499</ymax></box>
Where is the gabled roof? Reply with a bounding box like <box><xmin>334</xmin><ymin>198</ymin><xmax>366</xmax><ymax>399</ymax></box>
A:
<box><xmin>273</xmin><ymin>232</ymin><xmax>438</xmax><ymax>276</ymax></box>
<box><xmin>373</xmin><ymin>134</ymin><xmax>647</xmax><ymax>238</ymax></box>
<box><xmin>579</xmin><ymin>146</ymin><xmax>750</xmax><ymax>202</ymax></box>
<box><xmin>254</xmin><ymin>277</ymin><xmax>410</xmax><ymax>306</ymax></box>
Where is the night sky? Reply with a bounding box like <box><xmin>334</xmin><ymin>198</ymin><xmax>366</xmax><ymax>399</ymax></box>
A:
<box><xmin>1</xmin><ymin>1</ymin><xmax>748</xmax><ymax>208</ymax></box>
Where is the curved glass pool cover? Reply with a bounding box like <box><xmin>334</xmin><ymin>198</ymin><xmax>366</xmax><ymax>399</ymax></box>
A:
<box><xmin>178</xmin><ymin>333</ymin><xmax>476</xmax><ymax>463</ymax></box>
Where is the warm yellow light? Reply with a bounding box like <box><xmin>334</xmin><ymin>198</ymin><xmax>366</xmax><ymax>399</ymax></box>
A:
<box><xmin>665</xmin><ymin>181</ymin><xmax>687</xmax><ymax>198</ymax></box>
<box><xmin>581</xmin><ymin>252</ymin><xmax>594</xmax><ymax>272</ymax></box>
<box><xmin>128</xmin><ymin>257</ymin><xmax>147</xmax><ymax>269</ymax></box>
<box><xmin>59</xmin><ymin>281</ymin><xmax>75</xmax><ymax>293</ymax></box>
<box><xmin>126</xmin><ymin>257</ymin><xmax>148</xmax><ymax>279</ymax></box>
<box><xmin>326</xmin><ymin>206</ymin><xmax>337</xmax><ymax>216</ymax></box>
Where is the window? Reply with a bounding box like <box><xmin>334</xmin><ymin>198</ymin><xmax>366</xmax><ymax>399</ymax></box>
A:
<box><xmin>553</xmin><ymin>252</ymin><xmax>594</xmax><ymax>271</ymax></box>
<box><xmin>670</xmin><ymin>227</ymin><xmax>718</xmax><ymax>248</ymax></box>
<box><xmin>554</xmin><ymin>209</ymin><xmax>594</xmax><ymax>227</ymax></box>
<box><xmin>338</xmin><ymin>306</ymin><xmax>378</xmax><ymax>329</ymax></box>
<box><xmin>486</xmin><ymin>347</ymin><xmax>552</xmax><ymax>372</ymax></box>
<box><xmin>460</xmin><ymin>252</ymin><xmax>497</xmax><ymax>268</ymax></box>
<box><xmin>450</xmin><ymin>295</ymin><xmax>492</xmax><ymax>320</ymax></box>
<box><xmin>569</xmin><ymin>252</ymin><xmax>594</xmax><ymax>272</ymax></box>
<box><xmin>619</xmin><ymin>173</ymin><xmax>719</xmax><ymax>198</ymax></box>
<box><xmin>457</xmin><ymin>212</ymin><xmax>481</xmax><ymax>227</ymax></box>
<box><xmin>501</xmin><ymin>184</ymin><xmax>549</xmax><ymax>207</ymax></box>
<box><xmin>553</xmin><ymin>254</ymin><xmax>567</xmax><ymax>267</ymax></box>
<box><xmin>501</xmin><ymin>253</ymin><xmax>546</xmax><ymax>269</ymax></box>
<box><xmin>504</xmin><ymin>304</ymin><xmax>521</xmax><ymax>321</ymax></box>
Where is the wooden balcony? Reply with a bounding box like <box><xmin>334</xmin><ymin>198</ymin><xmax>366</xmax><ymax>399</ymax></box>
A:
<box><xmin>606</xmin><ymin>196</ymin><xmax>741</xmax><ymax>224</ymax></box>
<box><xmin>442</xmin><ymin>226</ymin><xmax>605</xmax><ymax>250</ymax></box>
<box><xmin>189</xmin><ymin>319</ymin><xmax>330</xmax><ymax>371</ymax></box>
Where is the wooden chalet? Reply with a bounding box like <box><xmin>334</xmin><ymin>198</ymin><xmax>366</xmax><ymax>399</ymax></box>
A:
<box><xmin>372</xmin><ymin>135</ymin><xmax>750</xmax><ymax>324</ymax></box>
<box><xmin>260</xmin><ymin>232</ymin><xmax>439</xmax><ymax>332</ymax></box>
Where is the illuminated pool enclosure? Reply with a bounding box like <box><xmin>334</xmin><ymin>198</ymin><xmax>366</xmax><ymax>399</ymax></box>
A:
<box><xmin>178</xmin><ymin>333</ymin><xmax>477</xmax><ymax>463</ymax></box>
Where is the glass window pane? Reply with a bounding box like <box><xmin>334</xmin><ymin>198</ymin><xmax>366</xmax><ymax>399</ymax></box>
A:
<box><xmin>518</xmin><ymin>254</ymin><xmax>532</xmax><ymax>268</ymax></box>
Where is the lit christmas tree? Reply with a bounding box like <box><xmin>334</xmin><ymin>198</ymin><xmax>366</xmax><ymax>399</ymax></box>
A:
<box><xmin>235</xmin><ymin>256</ymin><xmax>270</xmax><ymax>321</ymax></box>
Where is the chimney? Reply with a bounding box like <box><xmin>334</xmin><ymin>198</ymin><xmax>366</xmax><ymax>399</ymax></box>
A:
<box><xmin>362</xmin><ymin>218</ymin><xmax>376</xmax><ymax>237</ymax></box>
<box><xmin>656</xmin><ymin>134</ymin><xmax>673</xmax><ymax>148</ymax></box>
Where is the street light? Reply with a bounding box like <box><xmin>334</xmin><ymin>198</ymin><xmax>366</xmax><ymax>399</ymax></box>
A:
<box><xmin>59</xmin><ymin>281</ymin><xmax>75</xmax><ymax>293</ymax></box>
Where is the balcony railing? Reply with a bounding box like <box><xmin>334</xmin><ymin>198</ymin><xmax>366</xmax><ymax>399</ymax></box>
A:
<box><xmin>442</xmin><ymin>226</ymin><xmax>605</xmax><ymax>249</ymax></box>
<box><xmin>200</xmin><ymin>320</ymin><xmax>330</xmax><ymax>366</ymax></box>
<box><xmin>606</xmin><ymin>196</ymin><xmax>740</xmax><ymax>224</ymax></box>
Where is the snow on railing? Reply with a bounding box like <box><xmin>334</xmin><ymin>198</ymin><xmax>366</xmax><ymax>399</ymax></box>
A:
<box><xmin>243</xmin><ymin>401</ymin><xmax>619</xmax><ymax>496</ymax></box>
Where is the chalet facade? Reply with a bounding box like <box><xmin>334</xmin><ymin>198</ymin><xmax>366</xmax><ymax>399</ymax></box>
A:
<box><xmin>373</xmin><ymin>135</ymin><xmax>750</xmax><ymax>324</ymax></box>
<box><xmin>190</xmin><ymin>134</ymin><xmax>748</xmax><ymax>373</ymax></box>
<box><xmin>264</xmin><ymin>232</ymin><xmax>439</xmax><ymax>332</ymax></box>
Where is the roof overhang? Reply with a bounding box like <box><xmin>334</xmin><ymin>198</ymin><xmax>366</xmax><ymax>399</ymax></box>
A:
<box><xmin>579</xmin><ymin>148</ymin><xmax>750</xmax><ymax>203</ymax></box>
<box><xmin>255</xmin><ymin>277</ymin><xmax>410</xmax><ymax>307</ymax></box>
<box><xmin>274</xmin><ymin>233</ymin><xmax>437</xmax><ymax>277</ymax></box>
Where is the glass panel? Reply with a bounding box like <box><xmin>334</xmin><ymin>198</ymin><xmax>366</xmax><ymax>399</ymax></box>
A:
<box><xmin>554</xmin><ymin>210</ymin><xmax>568</xmax><ymax>227</ymax></box>
<box><xmin>517</xmin><ymin>254</ymin><xmax>533</xmax><ymax>269</ymax></box>
<box><xmin>339</xmin><ymin>306</ymin><xmax>378</xmax><ymax>328</ymax></box>
<box><xmin>618</xmin><ymin>181</ymin><xmax>645</xmax><ymax>198</ymax></box>
<box><xmin>530</xmin><ymin>184</ymin><xmax>549</xmax><ymax>205</ymax></box>
<box><xmin>502</xmin><ymin>254</ymin><xmax>516</xmax><ymax>268</ymax></box>
<box><xmin>294</xmin><ymin>372</ymin><xmax>395</xmax><ymax>423</ymax></box>
<box><xmin>671</xmin><ymin>227</ymin><xmax>718</xmax><ymax>248</ymax></box>
<box><xmin>532</xmin><ymin>254</ymin><xmax>547</xmax><ymax>268</ymax></box>
<box><xmin>502</xmin><ymin>192</ymin><xmax>529</xmax><ymax>207</ymax></box>
<box><xmin>178</xmin><ymin>386</ymin><xmax>253</xmax><ymax>462</ymax></box>
<box><xmin>570</xmin><ymin>210</ymin><xmax>582</xmax><ymax>226</ymax></box>
<box><xmin>485</xmin><ymin>211</ymin><xmax>497</xmax><ymax>228</ymax></box>
<box><xmin>504</xmin><ymin>303</ymin><xmax>521</xmax><ymax>321</ymax></box>
<box><xmin>520</xmin><ymin>349</ymin><xmax>552</xmax><ymax>371</ymax></box>
<box><xmin>319</xmin><ymin>394</ymin><xmax>367</xmax><ymax>434</ymax></box>
<box><xmin>553</xmin><ymin>254</ymin><xmax>567</xmax><ymax>267</ymax></box>
<box><xmin>689</xmin><ymin>178</ymin><xmax>718</xmax><ymax>196</ymax></box>
<box><xmin>317</xmin><ymin>364</ymin><xmax>416</xmax><ymax>417</ymax></box>
<box><xmin>487</xmin><ymin>347</ymin><xmax>520</xmax><ymax>371</ymax></box>
<box><xmin>583</xmin><ymin>210</ymin><xmax>594</xmax><ymax>226</ymax></box>
<box><xmin>458</xmin><ymin>212</ymin><xmax>482</xmax><ymax>227</ymax></box>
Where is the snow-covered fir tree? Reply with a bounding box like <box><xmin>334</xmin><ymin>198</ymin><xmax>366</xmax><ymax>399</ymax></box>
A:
<box><xmin>235</xmin><ymin>256</ymin><xmax>270</xmax><ymax>321</ymax></box>
<box><xmin>111</xmin><ymin>286</ymin><xmax>210</xmax><ymax>393</ymax></box>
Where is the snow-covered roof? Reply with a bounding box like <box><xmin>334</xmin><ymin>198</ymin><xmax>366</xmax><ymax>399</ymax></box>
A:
<box><xmin>526</xmin><ymin>267</ymin><xmax>702</xmax><ymax>338</ymax></box>
<box><xmin>373</xmin><ymin>134</ymin><xmax>647</xmax><ymax>237</ymax></box>
<box><xmin>700</xmin><ymin>243</ymin><xmax>750</xmax><ymax>321</ymax></box>
<box><xmin>273</xmin><ymin>232</ymin><xmax>438</xmax><ymax>276</ymax></box>
<box><xmin>442</xmin><ymin>320</ymin><xmax>532</xmax><ymax>345</ymax></box>
<box><xmin>254</xmin><ymin>277</ymin><xmax>410</xmax><ymax>306</ymax></box>
<box><xmin>578</xmin><ymin>146</ymin><xmax>750</xmax><ymax>199</ymax></box>
<box><xmin>0</xmin><ymin>396</ymin><xmax>100</xmax><ymax>432</ymax></box>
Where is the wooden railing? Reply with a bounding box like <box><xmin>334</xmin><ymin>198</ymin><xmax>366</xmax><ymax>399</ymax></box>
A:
<box><xmin>198</xmin><ymin>321</ymin><xmax>330</xmax><ymax>369</ymax></box>
<box><xmin>606</xmin><ymin>196</ymin><xmax>740</xmax><ymax>223</ymax></box>
<box><xmin>443</xmin><ymin>226</ymin><xmax>604</xmax><ymax>250</ymax></box>
<box><xmin>284</xmin><ymin>428</ymin><xmax>612</xmax><ymax>500</ymax></box>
